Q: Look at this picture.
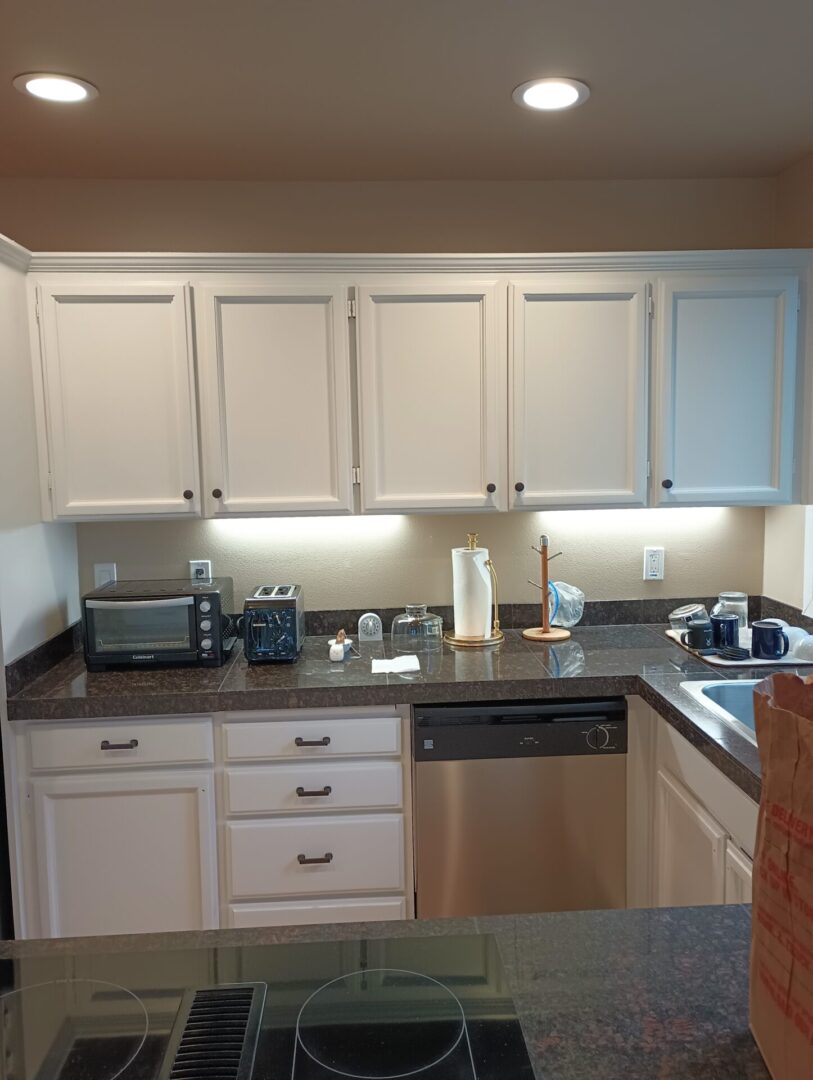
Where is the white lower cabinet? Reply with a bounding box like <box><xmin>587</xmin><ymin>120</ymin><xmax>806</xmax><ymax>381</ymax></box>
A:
<box><xmin>724</xmin><ymin>841</ymin><xmax>753</xmax><ymax>903</ymax></box>
<box><xmin>654</xmin><ymin>768</ymin><xmax>726</xmax><ymax>906</ymax></box>
<box><xmin>628</xmin><ymin>700</ymin><xmax>758</xmax><ymax>909</ymax></box>
<box><xmin>31</xmin><ymin>771</ymin><xmax>218</xmax><ymax>937</ymax></box>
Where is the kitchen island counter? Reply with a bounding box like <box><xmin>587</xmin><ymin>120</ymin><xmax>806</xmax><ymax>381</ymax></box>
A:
<box><xmin>0</xmin><ymin>903</ymin><xmax>765</xmax><ymax>1079</ymax></box>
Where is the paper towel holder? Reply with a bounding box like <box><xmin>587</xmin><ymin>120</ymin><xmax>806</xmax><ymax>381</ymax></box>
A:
<box><xmin>522</xmin><ymin>535</ymin><xmax>571</xmax><ymax>643</ymax></box>
<box><xmin>443</xmin><ymin>537</ymin><xmax>504</xmax><ymax>648</ymax></box>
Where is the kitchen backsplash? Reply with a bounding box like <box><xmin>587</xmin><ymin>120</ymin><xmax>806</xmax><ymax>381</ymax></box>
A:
<box><xmin>76</xmin><ymin>507</ymin><xmax>765</xmax><ymax>611</ymax></box>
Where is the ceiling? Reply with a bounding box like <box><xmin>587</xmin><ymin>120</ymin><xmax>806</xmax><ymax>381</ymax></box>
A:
<box><xmin>2</xmin><ymin>0</ymin><xmax>813</xmax><ymax>181</ymax></box>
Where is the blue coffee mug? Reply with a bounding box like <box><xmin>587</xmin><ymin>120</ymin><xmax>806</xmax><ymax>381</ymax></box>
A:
<box><xmin>681</xmin><ymin>618</ymin><xmax>713</xmax><ymax>650</ymax></box>
<box><xmin>711</xmin><ymin>612</ymin><xmax>740</xmax><ymax>649</ymax></box>
<box><xmin>751</xmin><ymin>619</ymin><xmax>789</xmax><ymax>660</ymax></box>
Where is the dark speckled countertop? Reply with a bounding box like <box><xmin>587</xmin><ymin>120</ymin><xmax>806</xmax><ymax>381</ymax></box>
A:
<box><xmin>0</xmin><ymin>905</ymin><xmax>766</xmax><ymax>1079</ymax></box>
<box><xmin>7</xmin><ymin>625</ymin><xmax>768</xmax><ymax>799</ymax></box>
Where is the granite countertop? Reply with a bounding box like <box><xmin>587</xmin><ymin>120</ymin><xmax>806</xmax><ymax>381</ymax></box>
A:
<box><xmin>7</xmin><ymin>624</ymin><xmax>769</xmax><ymax>799</ymax></box>
<box><xmin>0</xmin><ymin>904</ymin><xmax>765</xmax><ymax>1079</ymax></box>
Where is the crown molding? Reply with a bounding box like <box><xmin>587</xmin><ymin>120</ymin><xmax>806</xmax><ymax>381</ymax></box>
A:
<box><xmin>26</xmin><ymin>248</ymin><xmax>813</xmax><ymax>275</ymax></box>
<box><xmin>0</xmin><ymin>233</ymin><xmax>32</xmax><ymax>272</ymax></box>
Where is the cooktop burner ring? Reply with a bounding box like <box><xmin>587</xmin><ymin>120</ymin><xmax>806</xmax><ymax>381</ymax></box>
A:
<box><xmin>0</xmin><ymin>977</ymin><xmax>150</xmax><ymax>1080</ymax></box>
<box><xmin>294</xmin><ymin>967</ymin><xmax>469</xmax><ymax>1079</ymax></box>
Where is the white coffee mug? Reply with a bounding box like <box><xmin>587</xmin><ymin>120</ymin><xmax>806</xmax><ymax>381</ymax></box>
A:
<box><xmin>791</xmin><ymin>633</ymin><xmax>813</xmax><ymax>662</ymax></box>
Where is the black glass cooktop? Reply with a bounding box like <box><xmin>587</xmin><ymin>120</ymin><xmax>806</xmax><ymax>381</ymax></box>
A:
<box><xmin>0</xmin><ymin>934</ymin><xmax>535</xmax><ymax>1080</ymax></box>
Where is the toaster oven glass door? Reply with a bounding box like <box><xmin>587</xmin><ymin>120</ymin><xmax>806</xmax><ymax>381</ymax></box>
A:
<box><xmin>85</xmin><ymin>597</ymin><xmax>195</xmax><ymax>655</ymax></box>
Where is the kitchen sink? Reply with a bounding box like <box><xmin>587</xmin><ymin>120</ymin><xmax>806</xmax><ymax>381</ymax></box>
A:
<box><xmin>680</xmin><ymin>680</ymin><xmax>760</xmax><ymax>745</ymax></box>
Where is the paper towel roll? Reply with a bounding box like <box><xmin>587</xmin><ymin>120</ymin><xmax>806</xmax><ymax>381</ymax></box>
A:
<box><xmin>452</xmin><ymin>545</ymin><xmax>492</xmax><ymax>638</ymax></box>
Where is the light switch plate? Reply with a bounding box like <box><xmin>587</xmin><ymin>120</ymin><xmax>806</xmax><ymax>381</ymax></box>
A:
<box><xmin>189</xmin><ymin>559</ymin><xmax>212</xmax><ymax>581</ymax></box>
<box><xmin>643</xmin><ymin>547</ymin><xmax>665</xmax><ymax>580</ymax></box>
<box><xmin>94</xmin><ymin>562</ymin><xmax>117</xmax><ymax>588</ymax></box>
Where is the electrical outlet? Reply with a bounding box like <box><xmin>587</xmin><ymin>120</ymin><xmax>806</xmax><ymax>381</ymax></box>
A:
<box><xmin>93</xmin><ymin>562</ymin><xmax>117</xmax><ymax>588</ymax></box>
<box><xmin>189</xmin><ymin>559</ymin><xmax>212</xmax><ymax>581</ymax></box>
<box><xmin>643</xmin><ymin>547</ymin><xmax>665</xmax><ymax>581</ymax></box>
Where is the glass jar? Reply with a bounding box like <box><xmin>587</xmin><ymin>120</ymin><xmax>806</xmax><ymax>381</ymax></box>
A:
<box><xmin>711</xmin><ymin>591</ymin><xmax>749</xmax><ymax>629</ymax></box>
<box><xmin>391</xmin><ymin>604</ymin><xmax>443</xmax><ymax>652</ymax></box>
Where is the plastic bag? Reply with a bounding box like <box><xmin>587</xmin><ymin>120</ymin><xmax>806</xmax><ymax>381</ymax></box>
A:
<box><xmin>549</xmin><ymin>581</ymin><xmax>585</xmax><ymax>628</ymax></box>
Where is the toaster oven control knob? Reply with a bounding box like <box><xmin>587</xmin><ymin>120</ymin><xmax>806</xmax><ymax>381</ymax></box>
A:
<box><xmin>200</xmin><ymin>638</ymin><xmax>213</xmax><ymax>651</ymax></box>
<box><xmin>200</xmin><ymin>619</ymin><xmax>212</xmax><ymax>632</ymax></box>
<box><xmin>199</xmin><ymin>600</ymin><xmax>212</xmax><ymax>613</ymax></box>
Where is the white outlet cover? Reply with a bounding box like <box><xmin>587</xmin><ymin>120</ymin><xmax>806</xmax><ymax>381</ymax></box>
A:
<box><xmin>94</xmin><ymin>562</ymin><xmax>117</xmax><ymax>588</ymax></box>
<box><xmin>643</xmin><ymin>546</ymin><xmax>665</xmax><ymax>580</ymax></box>
<box><xmin>189</xmin><ymin>559</ymin><xmax>213</xmax><ymax>581</ymax></box>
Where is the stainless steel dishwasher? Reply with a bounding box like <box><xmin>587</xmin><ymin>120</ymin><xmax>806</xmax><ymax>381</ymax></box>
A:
<box><xmin>413</xmin><ymin>698</ymin><xmax>627</xmax><ymax>918</ymax></box>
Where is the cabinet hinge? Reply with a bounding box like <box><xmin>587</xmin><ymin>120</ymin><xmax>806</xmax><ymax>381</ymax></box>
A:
<box><xmin>352</xmin><ymin>466</ymin><xmax>361</xmax><ymax>485</ymax></box>
<box><xmin>47</xmin><ymin>473</ymin><xmax>53</xmax><ymax>495</ymax></box>
<box><xmin>647</xmin><ymin>294</ymin><xmax>655</xmax><ymax>317</ymax></box>
<box><xmin>646</xmin><ymin>460</ymin><xmax>652</xmax><ymax>479</ymax></box>
<box><xmin>34</xmin><ymin>294</ymin><xmax>41</xmax><ymax>323</ymax></box>
<box><xmin>797</xmin><ymin>293</ymin><xmax>802</xmax><ymax>312</ymax></box>
<box><xmin>347</xmin><ymin>298</ymin><xmax>357</xmax><ymax>319</ymax></box>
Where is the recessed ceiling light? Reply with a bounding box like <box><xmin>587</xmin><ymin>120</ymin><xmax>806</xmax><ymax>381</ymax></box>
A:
<box><xmin>12</xmin><ymin>72</ymin><xmax>98</xmax><ymax>103</ymax></box>
<box><xmin>512</xmin><ymin>78</ymin><xmax>590</xmax><ymax>111</ymax></box>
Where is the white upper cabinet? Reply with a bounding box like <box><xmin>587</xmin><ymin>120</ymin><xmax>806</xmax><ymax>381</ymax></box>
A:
<box><xmin>356</xmin><ymin>282</ymin><xmax>506</xmax><ymax>512</ymax></box>
<box><xmin>509</xmin><ymin>277</ymin><xmax>649</xmax><ymax>508</ymax></box>
<box><xmin>196</xmin><ymin>285</ymin><xmax>354</xmax><ymax>515</ymax></box>
<box><xmin>654</xmin><ymin>274</ymin><xmax>799</xmax><ymax>505</ymax></box>
<box><xmin>35</xmin><ymin>283</ymin><xmax>200</xmax><ymax>519</ymax></box>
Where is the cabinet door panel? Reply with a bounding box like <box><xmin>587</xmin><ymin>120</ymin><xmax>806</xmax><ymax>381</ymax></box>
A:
<box><xmin>32</xmin><ymin>772</ymin><xmax>217</xmax><ymax>937</ymax></box>
<box><xmin>37</xmin><ymin>283</ymin><xmax>199</xmax><ymax>518</ymax></box>
<box><xmin>654</xmin><ymin>767</ymin><xmax>726</xmax><ymax>907</ymax></box>
<box><xmin>655</xmin><ymin>275</ymin><xmax>798</xmax><ymax>504</ymax></box>
<box><xmin>357</xmin><ymin>283</ymin><xmax>506</xmax><ymax>511</ymax></box>
<box><xmin>724</xmin><ymin>841</ymin><xmax>753</xmax><ymax>903</ymax></box>
<box><xmin>510</xmin><ymin>278</ymin><xmax>648</xmax><ymax>508</ymax></box>
<box><xmin>197</xmin><ymin>286</ymin><xmax>353</xmax><ymax>515</ymax></box>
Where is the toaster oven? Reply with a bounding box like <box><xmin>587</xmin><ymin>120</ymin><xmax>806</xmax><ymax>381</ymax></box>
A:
<box><xmin>82</xmin><ymin>578</ymin><xmax>236</xmax><ymax>670</ymax></box>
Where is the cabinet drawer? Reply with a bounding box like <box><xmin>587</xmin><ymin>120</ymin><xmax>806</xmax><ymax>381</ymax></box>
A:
<box><xmin>28</xmin><ymin>719</ymin><xmax>214</xmax><ymax>772</ymax></box>
<box><xmin>225</xmin><ymin>761</ymin><xmax>402</xmax><ymax>815</ymax></box>
<box><xmin>227</xmin><ymin>897</ymin><xmax>406</xmax><ymax>928</ymax></box>
<box><xmin>227</xmin><ymin>814</ymin><xmax>404</xmax><ymax>899</ymax></box>
<box><xmin>223</xmin><ymin>717</ymin><xmax>400</xmax><ymax>761</ymax></box>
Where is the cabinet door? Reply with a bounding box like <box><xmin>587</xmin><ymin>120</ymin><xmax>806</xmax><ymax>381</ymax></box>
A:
<box><xmin>654</xmin><ymin>274</ymin><xmax>798</xmax><ymax>504</ymax></box>
<box><xmin>36</xmin><ymin>283</ymin><xmax>200</xmax><ymax>518</ymax></box>
<box><xmin>357</xmin><ymin>283</ymin><xmax>506</xmax><ymax>512</ymax></box>
<box><xmin>724</xmin><ymin>841</ymin><xmax>753</xmax><ymax>903</ymax></box>
<box><xmin>654</xmin><ymin>768</ymin><xmax>726</xmax><ymax>907</ymax></box>
<box><xmin>510</xmin><ymin>278</ymin><xmax>649</xmax><ymax>508</ymax></box>
<box><xmin>197</xmin><ymin>285</ymin><xmax>354</xmax><ymax>515</ymax></box>
<box><xmin>31</xmin><ymin>771</ymin><xmax>218</xmax><ymax>937</ymax></box>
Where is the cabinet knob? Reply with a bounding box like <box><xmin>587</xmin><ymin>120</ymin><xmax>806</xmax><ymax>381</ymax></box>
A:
<box><xmin>662</xmin><ymin>479</ymin><xmax>674</xmax><ymax>490</ymax></box>
<box><xmin>183</xmin><ymin>489</ymin><xmax>194</xmax><ymax>500</ymax></box>
<box><xmin>212</xmin><ymin>488</ymin><xmax>223</xmax><ymax>499</ymax></box>
<box><xmin>486</xmin><ymin>483</ymin><xmax>496</xmax><ymax>494</ymax></box>
<box><xmin>515</xmin><ymin>482</ymin><xmax>525</xmax><ymax>493</ymax></box>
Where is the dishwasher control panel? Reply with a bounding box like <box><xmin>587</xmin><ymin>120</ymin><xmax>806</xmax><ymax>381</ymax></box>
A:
<box><xmin>414</xmin><ymin>698</ymin><xmax>627</xmax><ymax>761</ymax></box>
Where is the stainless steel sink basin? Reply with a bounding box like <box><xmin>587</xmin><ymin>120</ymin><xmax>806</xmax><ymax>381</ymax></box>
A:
<box><xmin>680</xmin><ymin>680</ymin><xmax>760</xmax><ymax>745</ymax></box>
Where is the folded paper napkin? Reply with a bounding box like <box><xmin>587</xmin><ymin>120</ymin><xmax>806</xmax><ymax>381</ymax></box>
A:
<box><xmin>371</xmin><ymin>655</ymin><xmax>421</xmax><ymax>674</ymax></box>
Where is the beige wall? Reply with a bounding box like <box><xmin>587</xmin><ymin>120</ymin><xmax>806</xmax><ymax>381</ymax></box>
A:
<box><xmin>0</xmin><ymin>251</ymin><xmax>79</xmax><ymax>664</ymax></box>
<box><xmin>0</xmin><ymin>177</ymin><xmax>778</xmax><ymax>253</ymax></box>
<box><xmin>776</xmin><ymin>152</ymin><xmax>813</xmax><ymax>246</ymax></box>
<box><xmin>762</xmin><ymin>505</ymin><xmax>809</xmax><ymax>609</ymax></box>
<box><xmin>78</xmin><ymin>507</ymin><xmax>765</xmax><ymax>613</ymax></box>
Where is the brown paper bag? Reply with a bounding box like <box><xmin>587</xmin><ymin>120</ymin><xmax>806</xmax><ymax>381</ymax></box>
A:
<box><xmin>751</xmin><ymin>673</ymin><xmax>813</xmax><ymax>1077</ymax></box>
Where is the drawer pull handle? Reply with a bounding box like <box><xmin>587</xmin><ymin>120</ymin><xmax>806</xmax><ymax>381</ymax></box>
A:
<box><xmin>294</xmin><ymin>736</ymin><xmax>331</xmax><ymax>747</ymax></box>
<box><xmin>296</xmin><ymin>785</ymin><xmax>333</xmax><ymax>798</ymax></box>
<box><xmin>100</xmin><ymin>739</ymin><xmax>139</xmax><ymax>751</ymax></box>
<box><xmin>297</xmin><ymin>852</ymin><xmax>334</xmax><ymax>865</ymax></box>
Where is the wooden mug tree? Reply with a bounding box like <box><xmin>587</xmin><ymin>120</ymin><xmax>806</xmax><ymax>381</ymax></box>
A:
<box><xmin>522</xmin><ymin>534</ymin><xmax>571</xmax><ymax>642</ymax></box>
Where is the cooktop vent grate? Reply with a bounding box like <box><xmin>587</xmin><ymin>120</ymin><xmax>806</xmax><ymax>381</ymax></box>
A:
<box><xmin>159</xmin><ymin>983</ymin><xmax>266</xmax><ymax>1080</ymax></box>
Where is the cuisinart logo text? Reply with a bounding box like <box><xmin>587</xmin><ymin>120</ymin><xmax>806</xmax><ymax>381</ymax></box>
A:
<box><xmin>132</xmin><ymin>654</ymin><xmax>155</xmax><ymax>661</ymax></box>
